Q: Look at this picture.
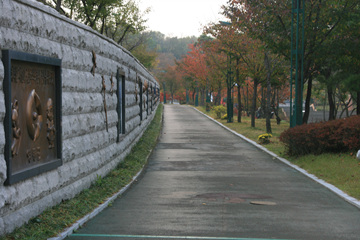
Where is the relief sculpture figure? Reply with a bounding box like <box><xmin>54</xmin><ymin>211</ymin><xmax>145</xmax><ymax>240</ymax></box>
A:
<box><xmin>46</xmin><ymin>98</ymin><xmax>56</xmax><ymax>149</ymax></box>
<box><xmin>26</xmin><ymin>89</ymin><xmax>43</xmax><ymax>141</ymax></box>
<box><xmin>143</xmin><ymin>80</ymin><xmax>148</xmax><ymax>92</ymax></box>
<box><xmin>11</xmin><ymin>99</ymin><xmax>21</xmax><ymax>156</ymax></box>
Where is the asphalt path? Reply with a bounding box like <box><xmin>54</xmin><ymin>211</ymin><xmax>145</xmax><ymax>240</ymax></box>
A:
<box><xmin>66</xmin><ymin>104</ymin><xmax>360</xmax><ymax>240</ymax></box>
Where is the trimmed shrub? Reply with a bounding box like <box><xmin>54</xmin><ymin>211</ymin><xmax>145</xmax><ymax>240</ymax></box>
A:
<box><xmin>280</xmin><ymin>115</ymin><xmax>360</xmax><ymax>156</ymax></box>
<box><xmin>213</xmin><ymin>105</ymin><xmax>226</xmax><ymax>119</ymax></box>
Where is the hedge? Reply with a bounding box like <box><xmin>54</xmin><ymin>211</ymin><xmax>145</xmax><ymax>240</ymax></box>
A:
<box><xmin>279</xmin><ymin>115</ymin><xmax>360</xmax><ymax>156</ymax></box>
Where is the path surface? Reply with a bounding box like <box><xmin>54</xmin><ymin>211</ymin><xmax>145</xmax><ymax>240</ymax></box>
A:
<box><xmin>66</xmin><ymin>105</ymin><xmax>360</xmax><ymax>240</ymax></box>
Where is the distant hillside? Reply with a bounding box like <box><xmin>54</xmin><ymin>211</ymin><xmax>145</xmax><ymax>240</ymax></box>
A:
<box><xmin>147</xmin><ymin>31</ymin><xmax>198</xmax><ymax>60</ymax></box>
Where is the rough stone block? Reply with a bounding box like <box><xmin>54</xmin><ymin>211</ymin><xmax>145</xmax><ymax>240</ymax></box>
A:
<box><xmin>0</xmin><ymin>156</ymin><xmax>6</xmax><ymax>186</ymax></box>
<box><xmin>0</xmin><ymin>0</ymin><xmax>159</xmax><ymax>235</ymax></box>
<box><xmin>13</xmin><ymin>180</ymin><xmax>34</xmax><ymax>206</ymax></box>
<box><xmin>0</xmin><ymin>60</ymin><xmax>4</xmax><ymax>89</ymax></box>
<box><xmin>0</xmin><ymin>218</ymin><xmax>4</xmax><ymax>236</ymax></box>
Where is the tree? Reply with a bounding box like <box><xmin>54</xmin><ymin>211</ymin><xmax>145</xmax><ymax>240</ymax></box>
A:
<box><xmin>103</xmin><ymin>0</ymin><xmax>149</xmax><ymax>47</ymax></box>
<box><xmin>206</xmin><ymin>20</ymin><xmax>266</xmax><ymax>127</ymax></box>
<box><xmin>176</xmin><ymin>42</ymin><xmax>209</xmax><ymax>105</ymax></box>
<box><xmin>159</xmin><ymin>65</ymin><xmax>182</xmax><ymax>103</ymax></box>
<box><xmin>199</xmin><ymin>37</ymin><xmax>227</xmax><ymax>106</ymax></box>
<box><xmin>61</xmin><ymin>0</ymin><xmax>149</xmax><ymax>51</ymax></box>
<box><xmin>223</xmin><ymin>0</ymin><xmax>360</xmax><ymax>124</ymax></box>
<box><xmin>130</xmin><ymin>43</ymin><xmax>158</xmax><ymax>70</ymax></box>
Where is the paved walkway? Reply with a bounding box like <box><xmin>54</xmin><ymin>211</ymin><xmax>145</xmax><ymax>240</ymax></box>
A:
<box><xmin>66</xmin><ymin>105</ymin><xmax>360</xmax><ymax>240</ymax></box>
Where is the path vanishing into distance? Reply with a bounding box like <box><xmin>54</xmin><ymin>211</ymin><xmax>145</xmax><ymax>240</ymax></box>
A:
<box><xmin>66</xmin><ymin>104</ymin><xmax>360</xmax><ymax>240</ymax></box>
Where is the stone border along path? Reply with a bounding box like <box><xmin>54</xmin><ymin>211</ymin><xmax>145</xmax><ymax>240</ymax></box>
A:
<box><xmin>48</xmin><ymin>167</ymin><xmax>146</xmax><ymax>240</ymax></box>
<box><xmin>192</xmin><ymin>107</ymin><xmax>360</xmax><ymax>210</ymax></box>
<box><xmin>49</xmin><ymin>107</ymin><xmax>164</xmax><ymax>240</ymax></box>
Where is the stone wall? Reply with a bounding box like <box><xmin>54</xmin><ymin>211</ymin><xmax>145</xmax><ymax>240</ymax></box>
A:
<box><xmin>0</xmin><ymin>0</ymin><xmax>159</xmax><ymax>235</ymax></box>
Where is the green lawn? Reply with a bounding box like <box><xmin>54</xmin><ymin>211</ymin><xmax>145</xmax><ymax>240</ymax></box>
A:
<box><xmin>196</xmin><ymin>105</ymin><xmax>360</xmax><ymax>201</ymax></box>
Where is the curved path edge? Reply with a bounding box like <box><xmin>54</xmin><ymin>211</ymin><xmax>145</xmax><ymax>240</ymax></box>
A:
<box><xmin>192</xmin><ymin>107</ymin><xmax>360</xmax><ymax>210</ymax></box>
<box><xmin>48</xmin><ymin>168</ymin><xmax>145</xmax><ymax>240</ymax></box>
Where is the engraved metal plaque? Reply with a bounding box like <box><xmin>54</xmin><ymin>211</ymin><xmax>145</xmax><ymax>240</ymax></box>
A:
<box><xmin>2</xmin><ymin>50</ymin><xmax>62</xmax><ymax>185</ymax></box>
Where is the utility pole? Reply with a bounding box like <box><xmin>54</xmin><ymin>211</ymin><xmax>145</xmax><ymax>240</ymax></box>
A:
<box><xmin>290</xmin><ymin>0</ymin><xmax>305</xmax><ymax>127</ymax></box>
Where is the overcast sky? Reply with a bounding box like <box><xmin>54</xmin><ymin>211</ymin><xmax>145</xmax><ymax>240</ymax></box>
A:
<box><xmin>140</xmin><ymin>0</ymin><xmax>227</xmax><ymax>38</ymax></box>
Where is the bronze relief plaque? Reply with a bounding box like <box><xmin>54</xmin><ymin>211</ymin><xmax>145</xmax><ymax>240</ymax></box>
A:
<box><xmin>2</xmin><ymin>50</ymin><xmax>62</xmax><ymax>185</ymax></box>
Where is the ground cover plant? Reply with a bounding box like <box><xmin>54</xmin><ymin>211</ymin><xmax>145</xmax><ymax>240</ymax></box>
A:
<box><xmin>0</xmin><ymin>105</ymin><xmax>163</xmax><ymax>240</ymax></box>
<box><xmin>196</xmin><ymin>105</ymin><xmax>360</xmax><ymax>200</ymax></box>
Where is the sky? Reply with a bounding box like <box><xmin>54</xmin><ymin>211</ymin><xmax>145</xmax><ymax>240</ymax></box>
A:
<box><xmin>139</xmin><ymin>0</ymin><xmax>228</xmax><ymax>38</ymax></box>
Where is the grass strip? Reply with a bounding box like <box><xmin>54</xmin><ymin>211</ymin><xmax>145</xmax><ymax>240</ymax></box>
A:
<box><xmin>196</xmin><ymin>106</ymin><xmax>360</xmax><ymax>200</ymax></box>
<box><xmin>0</xmin><ymin>104</ymin><xmax>163</xmax><ymax>240</ymax></box>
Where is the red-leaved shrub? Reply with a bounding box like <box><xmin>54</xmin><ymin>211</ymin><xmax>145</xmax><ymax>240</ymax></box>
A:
<box><xmin>280</xmin><ymin>115</ymin><xmax>360</xmax><ymax>156</ymax></box>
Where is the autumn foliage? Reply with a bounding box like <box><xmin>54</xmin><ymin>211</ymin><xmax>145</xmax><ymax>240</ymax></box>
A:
<box><xmin>280</xmin><ymin>115</ymin><xmax>360</xmax><ymax>156</ymax></box>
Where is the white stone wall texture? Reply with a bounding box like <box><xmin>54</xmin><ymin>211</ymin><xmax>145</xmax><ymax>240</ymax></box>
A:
<box><xmin>0</xmin><ymin>0</ymin><xmax>160</xmax><ymax>235</ymax></box>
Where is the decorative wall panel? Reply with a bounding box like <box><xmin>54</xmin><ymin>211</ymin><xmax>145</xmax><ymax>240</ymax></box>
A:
<box><xmin>2</xmin><ymin>50</ymin><xmax>62</xmax><ymax>185</ymax></box>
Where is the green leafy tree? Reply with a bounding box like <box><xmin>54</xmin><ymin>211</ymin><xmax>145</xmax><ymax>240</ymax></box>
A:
<box><xmin>103</xmin><ymin>0</ymin><xmax>149</xmax><ymax>47</ymax></box>
<box><xmin>130</xmin><ymin>43</ymin><xmax>158</xmax><ymax>70</ymax></box>
<box><xmin>206</xmin><ymin>21</ymin><xmax>266</xmax><ymax>127</ymax></box>
<box><xmin>223</xmin><ymin>0</ymin><xmax>360</xmax><ymax>123</ymax></box>
<box><xmin>62</xmin><ymin>0</ymin><xmax>149</xmax><ymax>51</ymax></box>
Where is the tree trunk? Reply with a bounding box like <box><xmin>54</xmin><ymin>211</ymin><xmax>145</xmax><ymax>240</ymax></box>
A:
<box><xmin>264</xmin><ymin>52</ymin><xmax>272</xmax><ymax>133</ymax></box>
<box><xmin>265</xmin><ymin>73</ymin><xmax>272</xmax><ymax>134</ymax></box>
<box><xmin>192</xmin><ymin>90</ymin><xmax>195</xmax><ymax>104</ymax></box>
<box><xmin>357</xmin><ymin>91</ymin><xmax>360</xmax><ymax>115</ymax></box>
<box><xmin>328</xmin><ymin>87</ymin><xmax>336</xmax><ymax>120</ymax></box>
<box><xmin>270</xmin><ymin>88</ymin><xmax>281</xmax><ymax>125</ymax></box>
<box><xmin>236</xmin><ymin>57</ymin><xmax>241</xmax><ymax>123</ymax></box>
<box><xmin>215</xmin><ymin>86</ymin><xmax>221</xmax><ymax>105</ymax></box>
<box><xmin>242</xmin><ymin>87</ymin><xmax>247</xmax><ymax>114</ymax></box>
<box><xmin>237</xmin><ymin>85</ymin><xmax>242</xmax><ymax>123</ymax></box>
<box><xmin>251</xmin><ymin>78</ymin><xmax>258</xmax><ymax>128</ymax></box>
<box><xmin>200</xmin><ymin>88</ymin><xmax>205</xmax><ymax>106</ymax></box>
<box><xmin>303</xmin><ymin>75</ymin><xmax>313</xmax><ymax>124</ymax></box>
<box><xmin>323</xmin><ymin>90</ymin><xmax>326</xmax><ymax>121</ymax></box>
<box><xmin>261</xmin><ymin>86</ymin><xmax>266</xmax><ymax>116</ymax></box>
<box><xmin>56</xmin><ymin>0</ymin><xmax>61</xmax><ymax>12</ymax></box>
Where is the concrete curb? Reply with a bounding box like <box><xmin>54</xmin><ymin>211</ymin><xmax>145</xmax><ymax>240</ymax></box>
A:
<box><xmin>192</xmin><ymin>107</ymin><xmax>360</xmax><ymax>210</ymax></box>
<box><xmin>48</xmin><ymin>169</ymin><xmax>144</xmax><ymax>240</ymax></box>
